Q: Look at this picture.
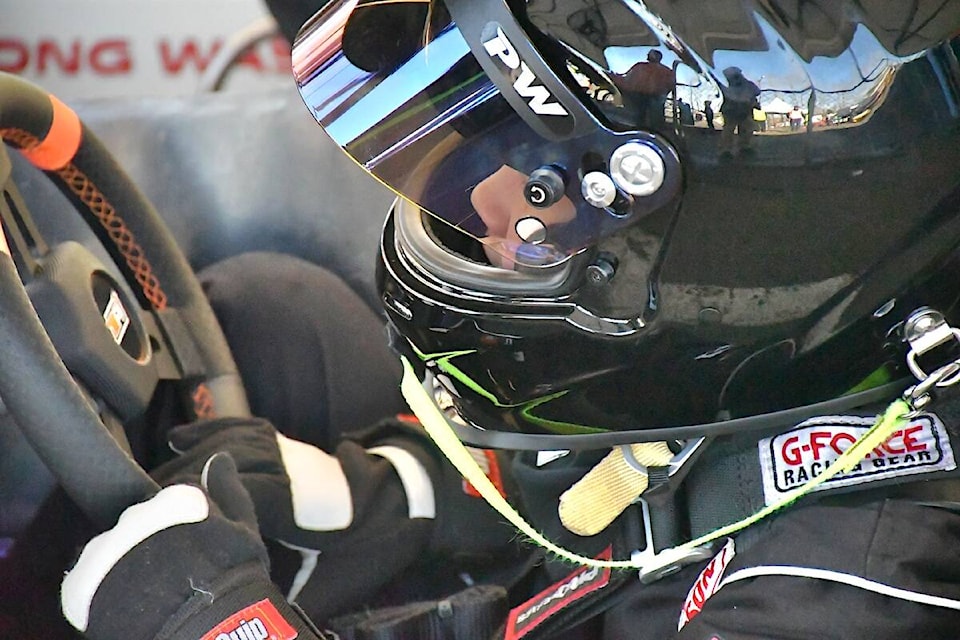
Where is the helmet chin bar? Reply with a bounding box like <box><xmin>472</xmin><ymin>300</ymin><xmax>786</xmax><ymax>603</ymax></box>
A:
<box><xmin>425</xmin><ymin>368</ymin><xmax>912</xmax><ymax>451</ymax></box>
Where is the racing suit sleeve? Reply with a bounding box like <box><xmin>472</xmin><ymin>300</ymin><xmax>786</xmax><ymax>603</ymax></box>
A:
<box><xmin>61</xmin><ymin>453</ymin><xmax>324</xmax><ymax>640</ymax></box>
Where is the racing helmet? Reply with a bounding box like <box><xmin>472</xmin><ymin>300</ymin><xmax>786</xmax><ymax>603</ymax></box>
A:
<box><xmin>293</xmin><ymin>0</ymin><xmax>960</xmax><ymax>451</ymax></box>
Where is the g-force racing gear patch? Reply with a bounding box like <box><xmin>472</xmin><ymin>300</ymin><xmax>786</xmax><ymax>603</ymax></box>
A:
<box><xmin>759</xmin><ymin>413</ymin><xmax>955</xmax><ymax>505</ymax></box>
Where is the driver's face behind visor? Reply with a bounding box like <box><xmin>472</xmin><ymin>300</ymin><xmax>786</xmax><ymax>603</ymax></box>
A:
<box><xmin>471</xmin><ymin>166</ymin><xmax>576</xmax><ymax>270</ymax></box>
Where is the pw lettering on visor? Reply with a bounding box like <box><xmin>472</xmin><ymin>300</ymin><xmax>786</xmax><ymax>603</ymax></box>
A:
<box><xmin>758</xmin><ymin>414</ymin><xmax>956</xmax><ymax>505</ymax></box>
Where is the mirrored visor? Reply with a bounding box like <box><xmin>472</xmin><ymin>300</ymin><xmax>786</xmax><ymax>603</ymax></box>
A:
<box><xmin>293</xmin><ymin>0</ymin><xmax>677</xmax><ymax>269</ymax></box>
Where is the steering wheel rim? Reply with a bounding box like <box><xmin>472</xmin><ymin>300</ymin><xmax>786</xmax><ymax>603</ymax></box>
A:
<box><xmin>0</xmin><ymin>72</ymin><xmax>250</xmax><ymax>527</ymax></box>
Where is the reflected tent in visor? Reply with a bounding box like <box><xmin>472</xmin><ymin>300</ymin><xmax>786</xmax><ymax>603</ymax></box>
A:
<box><xmin>294</xmin><ymin>0</ymin><xmax>960</xmax><ymax>449</ymax></box>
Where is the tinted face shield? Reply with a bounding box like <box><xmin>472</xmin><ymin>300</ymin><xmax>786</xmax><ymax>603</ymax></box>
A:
<box><xmin>293</xmin><ymin>0</ymin><xmax>682</xmax><ymax>294</ymax></box>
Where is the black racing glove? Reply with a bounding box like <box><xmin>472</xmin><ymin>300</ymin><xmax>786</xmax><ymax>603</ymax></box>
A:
<box><xmin>61</xmin><ymin>453</ymin><xmax>319</xmax><ymax>640</ymax></box>
<box><xmin>151</xmin><ymin>417</ymin><xmax>438</xmax><ymax>621</ymax></box>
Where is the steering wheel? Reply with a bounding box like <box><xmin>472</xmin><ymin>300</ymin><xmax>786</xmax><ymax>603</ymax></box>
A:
<box><xmin>0</xmin><ymin>73</ymin><xmax>250</xmax><ymax>528</ymax></box>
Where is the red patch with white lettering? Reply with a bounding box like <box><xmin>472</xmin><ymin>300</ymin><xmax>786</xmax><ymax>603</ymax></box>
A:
<box><xmin>462</xmin><ymin>448</ymin><xmax>505</xmax><ymax>498</ymax></box>
<box><xmin>678</xmin><ymin>538</ymin><xmax>735</xmax><ymax>630</ymax></box>
<box><xmin>200</xmin><ymin>599</ymin><xmax>298</xmax><ymax>640</ymax></box>
<box><xmin>504</xmin><ymin>547</ymin><xmax>612</xmax><ymax>640</ymax></box>
<box><xmin>758</xmin><ymin>413</ymin><xmax>955</xmax><ymax>505</ymax></box>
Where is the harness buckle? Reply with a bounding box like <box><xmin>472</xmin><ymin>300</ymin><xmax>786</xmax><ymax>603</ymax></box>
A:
<box><xmin>637</xmin><ymin>437</ymin><xmax>709</xmax><ymax>498</ymax></box>
<box><xmin>902</xmin><ymin>308</ymin><xmax>960</xmax><ymax>415</ymax></box>
<box><xmin>632</xmin><ymin>499</ymin><xmax>715</xmax><ymax>584</ymax></box>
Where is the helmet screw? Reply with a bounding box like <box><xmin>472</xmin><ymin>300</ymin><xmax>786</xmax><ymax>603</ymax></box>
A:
<box><xmin>609</xmin><ymin>142</ymin><xmax>665</xmax><ymax>197</ymax></box>
<box><xmin>581</xmin><ymin>171</ymin><xmax>617</xmax><ymax>208</ymax></box>
<box><xmin>524</xmin><ymin>165</ymin><xmax>567</xmax><ymax>209</ymax></box>
<box><xmin>586</xmin><ymin>253</ymin><xmax>618</xmax><ymax>286</ymax></box>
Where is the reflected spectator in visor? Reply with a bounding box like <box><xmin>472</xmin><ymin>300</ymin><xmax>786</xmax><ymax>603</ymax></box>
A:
<box><xmin>789</xmin><ymin>105</ymin><xmax>804</xmax><ymax>131</ymax></box>
<box><xmin>613</xmin><ymin>50</ymin><xmax>676</xmax><ymax>131</ymax></box>
<box><xmin>678</xmin><ymin>99</ymin><xmax>694</xmax><ymax>125</ymax></box>
<box><xmin>718</xmin><ymin>66</ymin><xmax>760</xmax><ymax>158</ymax></box>
<box><xmin>753</xmin><ymin>105</ymin><xmax>767</xmax><ymax>132</ymax></box>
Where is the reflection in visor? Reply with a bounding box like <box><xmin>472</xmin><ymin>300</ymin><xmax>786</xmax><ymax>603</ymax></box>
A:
<box><xmin>293</xmin><ymin>0</ymin><xmax>679</xmax><ymax>269</ymax></box>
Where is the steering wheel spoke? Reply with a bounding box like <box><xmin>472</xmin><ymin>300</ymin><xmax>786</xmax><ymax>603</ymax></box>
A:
<box><xmin>0</xmin><ymin>146</ymin><xmax>49</xmax><ymax>282</ymax></box>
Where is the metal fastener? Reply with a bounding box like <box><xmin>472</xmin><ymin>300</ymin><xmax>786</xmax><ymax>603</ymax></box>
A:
<box><xmin>581</xmin><ymin>171</ymin><xmax>617</xmax><ymax>208</ymax></box>
<box><xmin>609</xmin><ymin>142</ymin><xmax>665</xmax><ymax>197</ymax></box>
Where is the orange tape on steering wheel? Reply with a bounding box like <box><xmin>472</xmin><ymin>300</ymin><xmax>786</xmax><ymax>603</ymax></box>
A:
<box><xmin>20</xmin><ymin>95</ymin><xmax>81</xmax><ymax>171</ymax></box>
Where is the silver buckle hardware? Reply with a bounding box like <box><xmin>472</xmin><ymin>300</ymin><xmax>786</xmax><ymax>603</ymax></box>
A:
<box><xmin>902</xmin><ymin>307</ymin><xmax>960</xmax><ymax>415</ymax></box>
<box><xmin>632</xmin><ymin>499</ymin><xmax>715</xmax><ymax>583</ymax></box>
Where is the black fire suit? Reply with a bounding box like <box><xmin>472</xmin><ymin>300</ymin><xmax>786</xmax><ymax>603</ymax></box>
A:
<box><xmin>187</xmin><ymin>251</ymin><xmax>960</xmax><ymax>640</ymax></box>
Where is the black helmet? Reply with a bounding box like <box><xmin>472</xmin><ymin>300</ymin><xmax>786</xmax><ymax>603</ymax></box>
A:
<box><xmin>294</xmin><ymin>0</ymin><xmax>960</xmax><ymax>451</ymax></box>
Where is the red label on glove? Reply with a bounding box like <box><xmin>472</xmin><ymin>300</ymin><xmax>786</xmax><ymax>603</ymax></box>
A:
<box><xmin>201</xmin><ymin>599</ymin><xmax>298</xmax><ymax>640</ymax></box>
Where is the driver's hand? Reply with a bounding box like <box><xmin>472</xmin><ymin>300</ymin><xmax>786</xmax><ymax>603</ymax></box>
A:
<box><xmin>61</xmin><ymin>453</ymin><xmax>317</xmax><ymax>640</ymax></box>
<box><xmin>150</xmin><ymin>417</ymin><xmax>437</xmax><ymax>621</ymax></box>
